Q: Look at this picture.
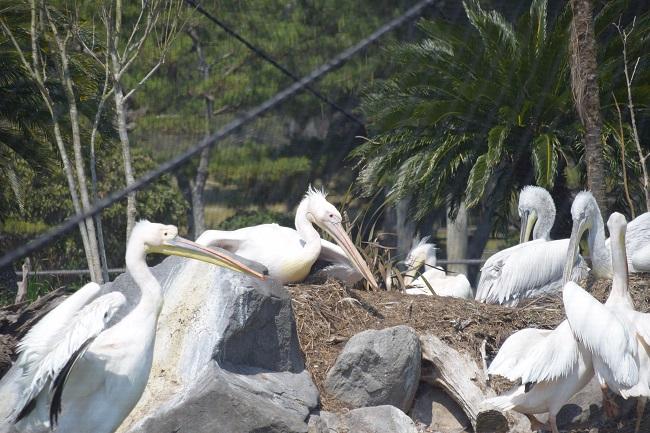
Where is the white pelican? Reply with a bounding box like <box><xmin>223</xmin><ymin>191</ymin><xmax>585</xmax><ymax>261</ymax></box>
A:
<box><xmin>486</xmin><ymin>319</ymin><xmax>594</xmax><ymax>433</ymax></box>
<box><xmin>196</xmin><ymin>187</ymin><xmax>378</xmax><ymax>288</ymax></box>
<box><xmin>563</xmin><ymin>212</ymin><xmax>650</xmax><ymax>433</ymax></box>
<box><xmin>476</xmin><ymin>186</ymin><xmax>588</xmax><ymax>306</ymax></box>
<box><xmin>402</xmin><ymin>237</ymin><xmax>472</xmax><ymax>299</ymax></box>
<box><xmin>564</xmin><ymin>191</ymin><xmax>650</xmax><ymax>278</ymax></box>
<box><xmin>2</xmin><ymin>221</ymin><xmax>266</xmax><ymax>433</ymax></box>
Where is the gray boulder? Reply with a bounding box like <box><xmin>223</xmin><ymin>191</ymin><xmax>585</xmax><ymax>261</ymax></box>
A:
<box><xmin>103</xmin><ymin>256</ymin><xmax>318</xmax><ymax>433</ymax></box>
<box><xmin>309</xmin><ymin>406</ymin><xmax>418</xmax><ymax>433</ymax></box>
<box><xmin>410</xmin><ymin>383</ymin><xmax>471</xmax><ymax>432</ymax></box>
<box><xmin>324</xmin><ymin>325</ymin><xmax>421</xmax><ymax>411</ymax></box>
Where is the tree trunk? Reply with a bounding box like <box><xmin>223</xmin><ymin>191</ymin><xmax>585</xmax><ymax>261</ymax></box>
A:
<box><xmin>569</xmin><ymin>0</ymin><xmax>606</xmax><ymax>210</ymax></box>
<box><xmin>55</xmin><ymin>31</ymin><xmax>103</xmax><ymax>282</ymax></box>
<box><xmin>114</xmin><ymin>83</ymin><xmax>137</xmax><ymax>239</ymax></box>
<box><xmin>447</xmin><ymin>202</ymin><xmax>468</xmax><ymax>275</ymax></box>
<box><xmin>396</xmin><ymin>195</ymin><xmax>417</xmax><ymax>258</ymax></box>
<box><xmin>187</xmin><ymin>27</ymin><xmax>212</xmax><ymax>239</ymax></box>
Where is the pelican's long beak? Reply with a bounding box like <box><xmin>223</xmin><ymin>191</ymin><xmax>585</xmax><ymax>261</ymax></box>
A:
<box><xmin>563</xmin><ymin>218</ymin><xmax>586</xmax><ymax>284</ymax></box>
<box><xmin>151</xmin><ymin>236</ymin><xmax>268</xmax><ymax>280</ymax></box>
<box><xmin>519</xmin><ymin>210</ymin><xmax>536</xmax><ymax>244</ymax></box>
<box><xmin>321</xmin><ymin>221</ymin><xmax>379</xmax><ymax>289</ymax></box>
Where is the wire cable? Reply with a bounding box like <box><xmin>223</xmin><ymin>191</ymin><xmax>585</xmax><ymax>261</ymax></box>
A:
<box><xmin>185</xmin><ymin>0</ymin><xmax>365</xmax><ymax>126</ymax></box>
<box><xmin>0</xmin><ymin>0</ymin><xmax>435</xmax><ymax>270</ymax></box>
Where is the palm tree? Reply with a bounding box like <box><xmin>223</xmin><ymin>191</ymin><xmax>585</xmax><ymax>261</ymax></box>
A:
<box><xmin>355</xmin><ymin>0</ymin><xmax>649</xmax><ymax>260</ymax></box>
<box><xmin>355</xmin><ymin>0</ymin><xmax>575</xmax><ymax>259</ymax></box>
<box><xmin>569</xmin><ymin>0</ymin><xmax>606</xmax><ymax>209</ymax></box>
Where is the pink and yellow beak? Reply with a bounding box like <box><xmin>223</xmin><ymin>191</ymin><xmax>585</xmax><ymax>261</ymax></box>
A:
<box><xmin>150</xmin><ymin>236</ymin><xmax>268</xmax><ymax>280</ymax></box>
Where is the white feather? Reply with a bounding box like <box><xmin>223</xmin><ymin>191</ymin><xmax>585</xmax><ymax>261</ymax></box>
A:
<box><xmin>562</xmin><ymin>281</ymin><xmax>638</xmax><ymax>389</ymax></box>
<box><xmin>476</xmin><ymin>239</ymin><xmax>588</xmax><ymax>306</ymax></box>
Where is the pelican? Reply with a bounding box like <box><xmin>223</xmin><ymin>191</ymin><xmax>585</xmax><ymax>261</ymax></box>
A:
<box><xmin>2</xmin><ymin>221</ymin><xmax>266</xmax><ymax>433</ymax></box>
<box><xmin>402</xmin><ymin>237</ymin><xmax>472</xmax><ymax>299</ymax></box>
<box><xmin>196</xmin><ymin>187</ymin><xmax>378</xmax><ymax>288</ymax></box>
<box><xmin>563</xmin><ymin>212</ymin><xmax>650</xmax><ymax>433</ymax></box>
<box><xmin>476</xmin><ymin>186</ymin><xmax>588</xmax><ymax>306</ymax></box>
<box><xmin>565</xmin><ymin>191</ymin><xmax>650</xmax><ymax>278</ymax></box>
<box><xmin>486</xmin><ymin>318</ymin><xmax>594</xmax><ymax>433</ymax></box>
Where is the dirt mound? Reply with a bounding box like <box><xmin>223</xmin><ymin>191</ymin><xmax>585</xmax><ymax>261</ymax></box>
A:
<box><xmin>288</xmin><ymin>274</ymin><xmax>650</xmax><ymax>428</ymax></box>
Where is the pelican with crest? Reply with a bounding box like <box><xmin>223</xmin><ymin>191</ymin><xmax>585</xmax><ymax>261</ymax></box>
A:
<box><xmin>402</xmin><ymin>237</ymin><xmax>472</xmax><ymax>298</ymax></box>
<box><xmin>1</xmin><ymin>221</ymin><xmax>266</xmax><ymax>433</ymax></box>
<box><xmin>196</xmin><ymin>187</ymin><xmax>378</xmax><ymax>289</ymax></box>
<box><xmin>476</xmin><ymin>186</ymin><xmax>588</xmax><ymax>306</ymax></box>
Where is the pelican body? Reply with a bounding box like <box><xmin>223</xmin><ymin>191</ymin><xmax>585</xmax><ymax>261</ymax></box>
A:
<box><xmin>196</xmin><ymin>187</ymin><xmax>378</xmax><ymax>289</ymax></box>
<box><xmin>1</xmin><ymin>221</ymin><xmax>266</xmax><ymax>433</ymax></box>
<box><xmin>486</xmin><ymin>320</ymin><xmax>594</xmax><ymax>433</ymax></box>
<box><xmin>563</xmin><ymin>211</ymin><xmax>650</xmax><ymax>433</ymax></box>
<box><xmin>402</xmin><ymin>237</ymin><xmax>472</xmax><ymax>299</ymax></box>
<box><xmin>565</xmin><ymin>191</ymin><xmax>650</xmax><ymax>279</ymax></box>
<box><xmin>476</xmin><ymin>186</ymin><xmax>588</xmax><ymax>306</ymax></box>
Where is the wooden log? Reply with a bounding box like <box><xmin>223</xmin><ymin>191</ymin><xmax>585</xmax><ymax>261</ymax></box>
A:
<box><xmin>419</xmin><ymin>334</ymin><xmax>530</xmax><ymax>433</ymax></box>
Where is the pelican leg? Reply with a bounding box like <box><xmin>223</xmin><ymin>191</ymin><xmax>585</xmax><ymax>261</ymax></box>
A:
<box><xmin>524</xmin><ymin>414</ymin><xmax>548</xmax><ymax>432</ymax></box>
<box><xmin>635</xmin><ymin>397</ymin><xmax>647</xmax><ymax>433</ymax></box>
<box><xmin>600</xmin><ymin>384</ymin><xmax>620</xmax><ymax>419</ymax></box>
<box><xmin>549</xmin><ymin>413</ymin><xmax>559</xmax><ymax>433</ymax></box>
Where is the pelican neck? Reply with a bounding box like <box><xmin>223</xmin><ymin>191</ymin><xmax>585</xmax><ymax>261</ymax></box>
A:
<box><xmin>587</xmin><ymin>209</ymin><xmax>612</xmax><ymax>278</ymax></box>
<box><xmin>608</xmin><ymin>227</ymin><xmax>631</xmax><ymax>304</ymax></box>
<box><xmin>295</xmin><ymin>199</ymin><xmax>322</xmax><ymax>258</ymax></box>
<box><xmin>125</xmin><ymin>245</ymin><xmax>164</xmax><ymax>318</ymax></box>
<box><xmin>533</xmin><ymin>209</ymin><xmax>554</xmax><ymax>241</ymax></box>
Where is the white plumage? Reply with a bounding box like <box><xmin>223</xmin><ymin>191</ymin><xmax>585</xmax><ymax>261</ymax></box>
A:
<box><xmin>566</xmin><ymin>192</ymin><xmax>650</xmax><ymax>278</ymax></box>
<box><xmin>563</xmin><ymin>212</ymin><xmax>650</xmax><ymax>432</ymax></box>
<box><xmin>486</xmin><ymin>319</ymin><xmax>593</xmax><ymax>433</ymax></box>
<box><xmin>402</xmin><ymin>237</ymin><xmax>472</xmax><ymax>299</ymax></box>
<box><xmin>1</xmin><ymin>221</ymin><xmax>266</xmax><ymax>433</ymax></box>
<box><xmin>196</xmin><ymin>186</ymin><xmax>378</xmax><ymax>289</ymax></box>
<box><xmin>476</xmin><ymin>186</ymin><xmax>588</xmax><ymax>306</ymax></box>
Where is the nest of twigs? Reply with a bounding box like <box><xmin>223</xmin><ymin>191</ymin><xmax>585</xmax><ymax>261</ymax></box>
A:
<box><xmin>288</xmin><ymin>274</ymin><xmax>650</xmax><ymax>412</ymax></box>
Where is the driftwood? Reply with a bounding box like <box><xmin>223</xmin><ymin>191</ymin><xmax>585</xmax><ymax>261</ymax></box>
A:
<box><xmin>419</xmin><ymin>334</ymin><xmax>530</xmax><ymax>433</ymax></box>
<box><xmin>0</xmin><ymin>287</ymin><xmax>70</xmax><ymax>378</ymax></box>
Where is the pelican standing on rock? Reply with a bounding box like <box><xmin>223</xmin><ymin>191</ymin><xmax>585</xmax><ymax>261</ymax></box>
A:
<box><xmin>1</xmin><ymin>221</ymin><xmax>266</xmax><ymax>433</ymax></box>
<box><xmin>476</xmin><ymin>186</ymin><xmax>588</xmax><ymax>306</ymax></box>
<box><xmin>196</xmin><ymin>187</ymin><xmax>378</xmax><ymax>288</ymax></box>
<box><xmin>565</xmin><ymin>191</ymin><xmax>650</xmax><ymax>278</ymax></box>
<box><xmin>563</xmin><ymin>212</ymin><xmax>650</xmax><ymax>433</ymax></box>
<box><xmin>402</xmin><ymin>237</ymin><xmax>472</xmax><ymax>299</ymax></box>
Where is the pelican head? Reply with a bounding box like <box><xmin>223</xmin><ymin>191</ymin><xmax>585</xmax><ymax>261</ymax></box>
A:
<box><xmin>403</xmin><ymin>237</ymin><xmax>435</xmax><ymax>286</ymax></box>
<box><xmin>563</xmin><ymin>191</ymin><xmax>601</xmax><ymax>282</ymax></box>
<box><xmin>301</xmin><ymin>187</ymin><xmax>379</xmax><ymax>289</ymax></box>
<box><xmin>518</xmin><ymin>186</ymin><xmax>556</xmax><ymax>243</ymax></box>
<box><xmin>130</xmin><ymin>220</ymin><xmax>267</xmax><ymax>279</ymax></box>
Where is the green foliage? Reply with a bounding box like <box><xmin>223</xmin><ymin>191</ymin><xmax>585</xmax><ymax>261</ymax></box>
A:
<box><xmin>355</xmin><ymin>0</ymin><xmax>650</xmax><ymax>226</ymax></box>
<box><xmin>218</xmin><ymin>209</ymin><xmax>293</xmax><ymax>231</ymax></box>
<box><xmin>0</xmin><ymin>143</ymin><xmax>187</xmax><ymax>269</ymax></box>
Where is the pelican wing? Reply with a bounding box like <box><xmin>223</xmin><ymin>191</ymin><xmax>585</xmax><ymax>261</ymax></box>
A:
<box><xmin>16</xmin><ymin>282</ymin><xmax>103</xmax><ymax>371</ymax></box>
<box><xmin>13</xmin><ymin>292</ymin><xmax>126</xmax><ymax>424</ymax></box>
<box><xmin>510</xmin><ymin>321</ymin><xmax>581</xmax><ymax>384</ymax></box>
<box><xmin>195</xmin><ymin>228</ymin><xmax>248</xmax><ymax>251</ymax></box>
<box><xmin>627</xmin><ymin>212</ymin><xmax>650</xmax><ymax>271</ymax></box>
<box><xmin>317</xmin><ymin>239</ymin><xmax>362</xmax><ymax>284</ymax></box>
<box><xmin>477</xmin><ymin>239</ymin><xmax>583</xmax><ymax>305</ymax></box>
<box><xmin>488</xmin><ymin>327</ymin><xmax>553</xmax><ymax>381</ymax></box>
<box><xmin>563</xmin><ymin>282</ymin><xmax>638</xmax><ymax>388</ymax></box>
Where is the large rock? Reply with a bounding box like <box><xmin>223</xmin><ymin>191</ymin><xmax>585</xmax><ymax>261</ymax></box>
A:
<box><xmin>324</xmin><ymin>325</ymin><xmax>421</xmax><ymax>411</ymax></box>
<box><xmin>133</xmin><ymin>362</ymin><xmax>317</xmax><ymax>433</ymax></box>
<box><xmin>99</xmin><ymin>256</ymin><xmax>316</xmax><ymax>433</ymax></box>
<box><xmin>308</xmin><ymin>406</ymin><xmax>418</xmax><ymax>433</ymax></box>
<box><xmin>410</xmin><ymin>383</ymin><xmax>471</xmax><ymax>432</ymax></box>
